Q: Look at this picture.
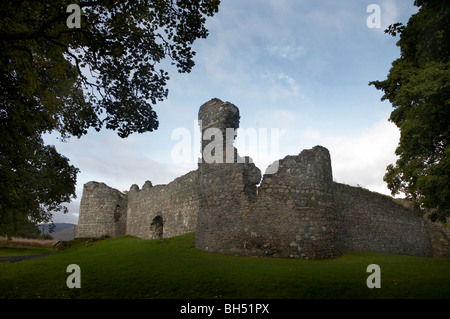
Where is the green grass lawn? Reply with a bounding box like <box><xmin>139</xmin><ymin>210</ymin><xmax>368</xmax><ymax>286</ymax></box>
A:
<box><xmin>0</xmin><ymin>233</ymin><xmax>448</xmax><ymax>299</ymax></box>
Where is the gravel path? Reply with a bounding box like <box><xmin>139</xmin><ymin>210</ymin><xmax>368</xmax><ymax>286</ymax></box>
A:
<box><xmin>0</xmin><ymin>254</ymin><xmax>52</xmax><ymax>263</ymax></box>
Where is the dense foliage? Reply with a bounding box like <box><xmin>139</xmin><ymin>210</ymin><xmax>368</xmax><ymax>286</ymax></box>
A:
<box><xmin>370</xmin><ymin>0</ymin><xmax>449</xmax><ymax>222</ymax></box>
<box><xmin>0</xmin><ymin>0</ymin><xmax>220</xmax><ymax>236</ymax></box>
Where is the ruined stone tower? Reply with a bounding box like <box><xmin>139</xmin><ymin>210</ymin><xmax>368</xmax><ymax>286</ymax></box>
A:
<box><xmin>77</xmin><ymin>182</ymin><xmax>128</xmax><ymax>238</ymax></box>
<box><xmin>194</xmin><ymin>99</ymin><xmax>342</xmax><ymax>259</ymax></box>
<box><xmin>76</xmin><ymin>98</ymin><xmax>448</xmax><ymax>259</ymax></box>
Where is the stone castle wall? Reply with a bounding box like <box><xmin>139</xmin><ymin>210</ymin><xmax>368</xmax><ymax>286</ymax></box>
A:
<box><xmin>76</xmin><ymin>98</ymin><xmax>446</xmax><ymax>259</ymax></box>
<box><xmin>194</xmin><ymin>160</ymin><xmax>262</xmax><ymax>255</ymax></box>
<box><xmin>333</xmin><ymin>183</ymin><xmax>432</xmax><ymax>257</ymax></box>
<box><xmin>77</xmin><ymin>182</ymin><xmax>128</xmax><ymax>238</ymax></box>
<box><xmin>77</xmin><ymin>171</ymin><xmax>199</xmax><ymax>240</ymax></box>
<box><xmin>126</xmin><ymin>170</ymin><xmax>199</xmax><ymax>239</ymax></box>
<box><xmin>195</xmin><ymin>146</ymin><xmax>342</xmax><ymax>259</ymax></box>
<box><xmin>249</xmin><ymin>148</ymin><xmax>341</xmax><ymax>259</ymax></box>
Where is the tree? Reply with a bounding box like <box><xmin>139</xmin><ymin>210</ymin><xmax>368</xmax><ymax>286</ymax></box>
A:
<box><xmin>369</xmin><ymin>0</ymin><xmax>449</xmax><ymax>222</ymax></box>
<box><xmin>0</xmin><ymin>0</ymin><xmax>220</xmax><ymax>237</ymax></box>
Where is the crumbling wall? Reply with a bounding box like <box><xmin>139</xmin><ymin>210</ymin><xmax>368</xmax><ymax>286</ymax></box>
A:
<box><xmin>334</xmin><ymin>183</ymin><xmax>433</xmax><ymax>257</ymax></box>
<box><xmin>195</xmin><ymin>145</ymin><xmax>341</xmax><ymax>260</ymax></box>
<box><xmin>194</xmin><ymin>99</ymin><xmax>341</xmax><ymax>259</ymax></box>
<box><xmin>77</xmin><ymin>182</ymin><xmax>128</xmax><ymax>238</ymax></box>
<box><xmin>246</xmin><ymin>146</ymin><xmax>341</xmax><ymax>259</ymax></box>
<box><xmin>423</xmin><ymin>213</ymin><xmax>450</xmax><ymax>258</ymax></box>
<box><xmin>126</xmin><ymin>170</ymin><xmax>199</xmax><ymax>239</ymax></box>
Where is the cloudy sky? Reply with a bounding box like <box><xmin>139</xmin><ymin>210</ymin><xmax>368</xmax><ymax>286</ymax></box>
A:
<box><xmin>44</xmin><ymin>0</ymin><xmax>418</xmax><ymax>224</ymax></box>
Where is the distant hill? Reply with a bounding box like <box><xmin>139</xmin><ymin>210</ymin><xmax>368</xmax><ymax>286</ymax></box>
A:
<box><xmin>51</xmin><ymin>225</ymin><xmax>77</xmax><ymax>241</ymax></box>
<box><xmin>39</xmin><ymin>223</ymin><xmax>76</xmax><ymax>234</ymax></box>
<box><xmin>38</xmin><ymin>223</ymin><xmax>77</xmax><ymax>240</ymax></box>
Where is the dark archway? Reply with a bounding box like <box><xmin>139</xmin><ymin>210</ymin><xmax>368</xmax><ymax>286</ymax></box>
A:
<box><xmin>150</xmin><ymin>216</ymin><xmax>163</xmax><ymax>239</ymax></box>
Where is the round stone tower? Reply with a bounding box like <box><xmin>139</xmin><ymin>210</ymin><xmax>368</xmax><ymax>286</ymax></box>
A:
<box><xmin>194</xmin><ymin>98</ymin><xmax>262</xmax><ymax>254</ymax></box>
<box><xmin>198</xmin><ymin>98</ymin><xmax>240</xmax><ymax>164</ymax></box>
<box><xmin>77</xmin><ymin>182</ymin><xmax>128</xmax><ymax>238</ymax></box>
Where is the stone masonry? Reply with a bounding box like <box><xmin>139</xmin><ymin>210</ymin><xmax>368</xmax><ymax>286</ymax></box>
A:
<box><xmin>77</xmin><ymin>98</ymin><xmax>449</xmax><ymax>259</ymax></box>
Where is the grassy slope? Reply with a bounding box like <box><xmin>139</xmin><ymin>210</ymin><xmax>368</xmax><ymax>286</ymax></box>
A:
<box><xmin>0</xmin><ymin>233</ymin><xmax>449</xmax><ymax>299</ymax></box>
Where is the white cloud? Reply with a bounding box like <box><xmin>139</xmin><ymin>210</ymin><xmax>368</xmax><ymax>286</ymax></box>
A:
<box><xmin>306</xmin><ymin>8</ymin><xmax>355</xmax><ymax>37</ymax></box>
<box><xmin>278</xmin><ymin>73</ymin><xmax>301</xmax><ymax>96</ymax></box>
<box><xmin>299</xmin><ymin>118</ymin><xmax>400</xmax><ymax>195</ymax></box>
<box><xmin>260</xmin><ymin>72</ymin><xmax>306</xmax><ymax>102</ymax></box>
<box><xmin>381</xmin><ymin>0</ymin><xmax>399</xmax><ymax>30</ymax></box>
<box><xmin>268</xmin><ymin>42</ymin><xmax>308</xmax><ymax>61</ymax></box>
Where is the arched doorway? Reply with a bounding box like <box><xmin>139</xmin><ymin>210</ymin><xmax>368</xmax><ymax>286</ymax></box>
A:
<box><xmin>150</xmin><ymin>216</ymin><xmax>163</xmax><ymax>239</ymax></box>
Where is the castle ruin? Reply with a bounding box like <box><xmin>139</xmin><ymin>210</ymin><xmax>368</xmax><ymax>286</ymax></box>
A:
<box><xmin>77</xmin><ymin>98</ymin><xmax>449</xmax><ymax>259</ymax></box>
